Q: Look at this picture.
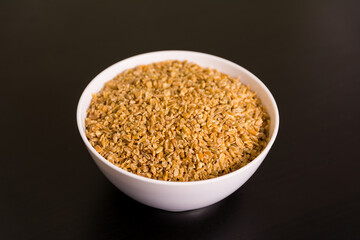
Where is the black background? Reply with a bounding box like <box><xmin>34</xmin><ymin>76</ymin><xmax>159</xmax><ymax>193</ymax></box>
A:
<box><xmin>1</xmin><ymin>0</ymin><xmax>360</xmax><ymax>239</ymax></box>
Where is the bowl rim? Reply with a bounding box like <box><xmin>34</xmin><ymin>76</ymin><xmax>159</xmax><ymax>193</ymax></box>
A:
<box><xmin>76</xmin><ymin>50</ymin><xmax>279</xmax><ymax>186</ymax></box>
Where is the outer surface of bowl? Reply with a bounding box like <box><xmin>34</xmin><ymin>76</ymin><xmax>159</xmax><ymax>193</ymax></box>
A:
<box><xmin>77</xmin><ymin>50</ymin><xmax>279</xmax><ymax>212</ymax></box>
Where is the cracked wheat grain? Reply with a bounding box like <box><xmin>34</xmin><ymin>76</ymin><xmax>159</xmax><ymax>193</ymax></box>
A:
<box><xmin>85</xmin><ymin>60</ymin><xmax>270</xmax><ymax>181</ymax></box>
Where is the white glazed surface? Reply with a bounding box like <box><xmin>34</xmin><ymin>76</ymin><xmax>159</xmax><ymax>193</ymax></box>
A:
<box><xmin>77</xmin><ymin>50</ymin><xmax>279</xmax><ymax>212</ymax></box>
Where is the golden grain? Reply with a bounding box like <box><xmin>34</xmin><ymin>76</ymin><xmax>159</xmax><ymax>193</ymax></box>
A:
<box><xmin>85</xmin><ymin>60</ymin><xmax>270</xmax><ymax>181</ymax></box>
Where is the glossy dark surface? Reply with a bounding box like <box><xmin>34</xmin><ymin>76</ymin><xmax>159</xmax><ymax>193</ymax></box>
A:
<box><xmin>1</xmin><ymin>1</ymin><xmax>359</xmax><ymax>239</ymax></box>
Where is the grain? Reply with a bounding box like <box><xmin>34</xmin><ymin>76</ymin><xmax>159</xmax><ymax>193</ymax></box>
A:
<box><xmin>85</xmin><ymin>60</ymin><xmax>270</xmax><ymax>181</ymax></box>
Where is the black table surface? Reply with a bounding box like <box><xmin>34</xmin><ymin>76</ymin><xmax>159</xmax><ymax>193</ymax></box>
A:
<box><xmin>1</xmin><ymin>0</ymin><xmax>359</xmax><ymax>239</ymax></box>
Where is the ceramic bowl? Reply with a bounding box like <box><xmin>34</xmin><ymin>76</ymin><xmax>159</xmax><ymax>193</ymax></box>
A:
<box><xmin>77</xmin><ymin>50</ymin><xmax>279</xmax><ymax>212</ymax></box>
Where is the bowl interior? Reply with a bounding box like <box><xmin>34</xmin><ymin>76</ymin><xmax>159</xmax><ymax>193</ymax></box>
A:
<box><xmin>77</xmin><ymin>50</ymin><xmax>279</xmax><ymax>182</ymax></box>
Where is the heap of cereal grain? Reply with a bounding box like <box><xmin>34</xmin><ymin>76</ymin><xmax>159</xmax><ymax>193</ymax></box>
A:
<box><xmin>85</xmin><ymin>60</ymin><xmax>270</xmax><ymax>181</ymax></box>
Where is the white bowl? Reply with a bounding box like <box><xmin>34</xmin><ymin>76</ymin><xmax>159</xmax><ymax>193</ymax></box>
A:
<box><xmin>77</xmin><ymin>50</ymin><xmax>279</xmax><ymax>212</ymax></box>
